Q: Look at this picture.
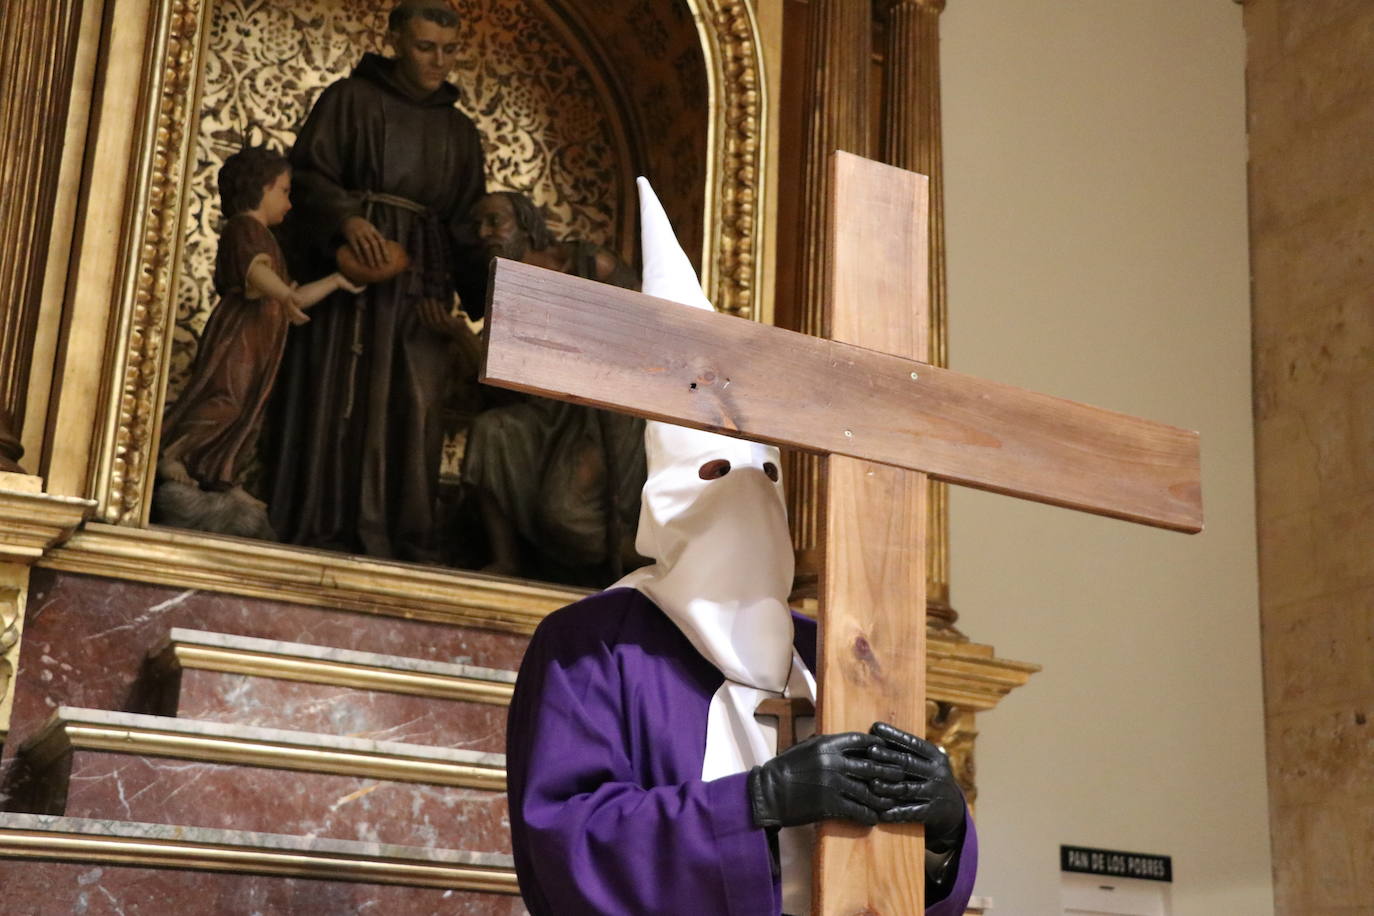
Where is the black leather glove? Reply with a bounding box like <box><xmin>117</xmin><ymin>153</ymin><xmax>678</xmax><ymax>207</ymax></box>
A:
<box><xmin>866</xmin><ymin>721</ymin><xmax>966</xmax><ymax>853</ymax></box>
<box><xmin>748</xmin><ymin>732</ymin><xmax>904</xmax><ymax>828</ymax></box>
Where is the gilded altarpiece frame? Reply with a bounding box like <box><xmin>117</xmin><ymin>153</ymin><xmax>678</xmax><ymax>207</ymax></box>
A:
<box><xmin>37</xmin><ymin>0</ymin><xmax>769</xmax><ymax>629</ymax></box>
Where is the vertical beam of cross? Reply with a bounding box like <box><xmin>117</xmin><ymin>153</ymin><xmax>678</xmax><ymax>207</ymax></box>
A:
<box><xmin>814</xmin><ymin>152</ymin><xmax>931</xmax><ymax>914</ymax></box>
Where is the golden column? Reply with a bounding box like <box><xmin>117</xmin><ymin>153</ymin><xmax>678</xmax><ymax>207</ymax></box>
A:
<box><xmin>0</xmin><ymin>0</ymin><xmax>86</xmax><ymax>474</ymax></box>
<box><xmin>880</xmin><ymin>0</ymin><xmax>959</xmax><ymax>631</ymax></box>
<box><xmin>786</xmin><ymin>0</ymin><xmax>872</xmax><ymax>565</ymax></box>
<box><xmin>0</xmin><ymin>0</ymin><xmax>91</xmax><ymax>746</ymax></box>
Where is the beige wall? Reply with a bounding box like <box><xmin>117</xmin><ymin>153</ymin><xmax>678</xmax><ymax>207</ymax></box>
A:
<box><xmin>1245</xmin><ymin>1</ymin><xmax>1374</xmax><ymax>912</ymax></box>
<box><xmin>939</xmin><ymin>3</ymin><xmax>1271</xmax><ymax>914</ymax></box>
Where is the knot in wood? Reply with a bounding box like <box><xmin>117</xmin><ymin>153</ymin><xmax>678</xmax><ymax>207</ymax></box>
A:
<box><xmin>850</xmin><ymin>634</ymin><xmax>885</xmax><ymax>682</ymax></box>
<box><xmin>687</xmin><ymin>357</ymin><xmax>719</xmax><ymax>387</ymax></box>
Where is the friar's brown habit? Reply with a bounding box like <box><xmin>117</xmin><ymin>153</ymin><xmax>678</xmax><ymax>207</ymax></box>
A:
<box><xmin>265</xmin><ymin>53</ymin><xmax>486</xmax><ymax>562</ymax></box>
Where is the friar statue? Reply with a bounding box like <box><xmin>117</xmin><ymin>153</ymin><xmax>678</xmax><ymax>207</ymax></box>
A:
<box><xmin>264</xmin><ymin>0</ymin><xmax>486</xmax><ymax>562</ymax></box>
<box><xmin>504</xmin><ymin>180</ymin><xmax>977</xmax><ymax>915</ymax></box>
<box><xmin>460</xmin><ymin>191</ymin><xmax>645</xmax><ymax>584</ymax></box>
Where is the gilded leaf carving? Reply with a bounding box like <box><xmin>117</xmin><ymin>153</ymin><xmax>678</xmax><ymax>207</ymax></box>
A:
<box><xmin>0</xmin><ymin>587</ymin><xmax>21</xmax><ymax>710</ymax></box>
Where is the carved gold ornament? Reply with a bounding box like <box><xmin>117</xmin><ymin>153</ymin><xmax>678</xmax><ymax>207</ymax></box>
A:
<box><xmin>98</xmin><ymin>0</ymin><xmax>206</xmax><ymax>525</ymax></box>
<box><xmin>0</xmin><ymin>587</ymin><xmax>21</xmax><ymax>715</ymax></box>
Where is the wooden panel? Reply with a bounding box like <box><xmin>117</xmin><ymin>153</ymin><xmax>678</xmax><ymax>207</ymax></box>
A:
<box><xmin>814</xmin><ymin>152</ymin><xmax>928</xmax><ymax>914</ymax></box>
<box><xmin>482</xmin><ymin>261</ymin><xmax>1203</xmax><ymax>534</ymax></box>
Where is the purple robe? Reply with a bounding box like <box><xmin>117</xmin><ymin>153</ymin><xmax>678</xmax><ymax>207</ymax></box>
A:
<box><xmin>507</xmin><ymin>587</ymin><xmax>977</xmax><ymax>915</ymax></box>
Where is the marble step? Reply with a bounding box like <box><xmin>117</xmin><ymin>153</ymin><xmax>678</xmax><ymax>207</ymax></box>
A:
<box><xmin>143</xmin><ymin>628</ymin><xmax>517</xmax><ymax>752</ymax></box>
<box><xmin>0</xmin><ymin>813</ymin><xmax>526</xmax><ymax>915</ymax></box>
<box><xmin>13</xmin><ymin>708</ymin><xmax>510</xmax><ymax>851</ymax></box>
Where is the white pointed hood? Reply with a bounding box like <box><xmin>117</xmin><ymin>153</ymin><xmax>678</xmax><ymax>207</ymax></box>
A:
<box><xmin>613</xmin><ymin>178</ymin><xmax>796</xmax><ymax>692</ymax></box>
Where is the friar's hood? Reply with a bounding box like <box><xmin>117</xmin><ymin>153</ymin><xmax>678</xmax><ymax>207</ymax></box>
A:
<box><xmin>352</xmin><ymin>52</ymin><xmax>460</xmax><ymax>107</ymax></box>
<box><xmin>612</xmin><ymin>178</ymin><xmax>795</xmax><ymax>693</ymax></box>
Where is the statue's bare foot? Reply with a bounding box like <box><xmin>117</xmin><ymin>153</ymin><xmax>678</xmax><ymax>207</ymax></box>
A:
<box><xmin>158</xmin><ymin>456</ymin><xmax>193</xmax><ymax>485</ymax></box>
<box><xmin>228</xmin><ymin>485</ymin><xmax>267</xmax><ymax>511</ymax></box>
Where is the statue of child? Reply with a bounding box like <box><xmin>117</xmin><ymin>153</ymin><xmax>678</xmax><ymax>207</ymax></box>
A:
<box><xmin>158</xmin><ymin>146</ymin><xmax>363</xmax><ymax>518</ymax></box>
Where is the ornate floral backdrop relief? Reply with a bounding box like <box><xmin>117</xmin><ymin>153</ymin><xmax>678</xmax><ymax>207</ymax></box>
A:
<box><xmin>170</xmin><ymin>0</ymin><xmax>629</xmax><ymax>405</ymax></box>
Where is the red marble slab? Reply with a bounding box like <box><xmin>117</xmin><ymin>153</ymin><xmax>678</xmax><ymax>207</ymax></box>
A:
<box><xmin>171</xmin><ymin>669</ymin><xmax>509</xmax><ymax>753</ymax></box>
<box><xmin>0</xmin><ymin>860</ymin><xmax>528</xmax><ymax>915</ymax></box>
<box><xmin>50</xmin><ymin>749</ymin><xmax>512</xmax><ymax>853</ymax></box>
<box><xmin>5</xmin><ymin>570</ymin><xmax>535</xmax><ymax>761</ymax></box>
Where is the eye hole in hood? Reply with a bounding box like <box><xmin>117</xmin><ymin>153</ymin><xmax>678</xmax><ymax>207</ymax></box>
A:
<box><xmin>698</xmin><ymin>459</ymin><xmax>731</xmax><ymax>480</ymax></box>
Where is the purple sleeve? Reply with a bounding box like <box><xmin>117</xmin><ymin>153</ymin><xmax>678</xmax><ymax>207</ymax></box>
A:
<box><xmin>927</xmin><ymin>811</ymin><xmax>978</xmax><ymax>916</ymax></box>
<box><xmin>507</xmin><ymin>615</ymin><xmax>779</xmax><ymax>916</ymax></box>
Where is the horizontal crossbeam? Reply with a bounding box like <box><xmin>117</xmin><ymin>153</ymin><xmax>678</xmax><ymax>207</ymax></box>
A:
<box><xmin>481</xmin><ymin>258</ymin><xmax>1202</xmax><ymax>533</ymax></box>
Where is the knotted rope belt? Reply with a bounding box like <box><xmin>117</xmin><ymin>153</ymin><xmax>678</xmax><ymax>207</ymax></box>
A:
<box><xmin>342</xmin><ymin>190</ymin><xmax>434</xmax><ymax>420</ymax></box>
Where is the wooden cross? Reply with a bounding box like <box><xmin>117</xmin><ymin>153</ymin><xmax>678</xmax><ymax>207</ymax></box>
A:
<box><xmin>481</xmin><ymin>152</ymin><xmax>1201</xmax><ymax>915</ymax></box>
<box><xmin>755</xmin><ymin>695</ymin><xmax>816</xmax><ymax>753</ymax></box>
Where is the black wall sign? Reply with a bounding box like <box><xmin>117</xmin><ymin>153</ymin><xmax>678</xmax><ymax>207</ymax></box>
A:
<box><xmin>1061</xmin><ymin>845</ymin><xmax>1172</xmax><ymax>883</ymax></box>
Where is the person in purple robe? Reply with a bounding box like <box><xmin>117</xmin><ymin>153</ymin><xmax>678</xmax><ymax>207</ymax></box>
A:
<box><xmin>507</xmin><ymin>588</ymin><xmax>977</xmax><ymax>916</ymax></box>
<box><xmin>505</xmin><ymin>179</ymin><xmax>976</xmax><ymax>915</ymax></box>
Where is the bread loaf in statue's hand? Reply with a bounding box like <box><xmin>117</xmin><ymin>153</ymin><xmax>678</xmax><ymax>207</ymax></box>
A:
<box><xmin>336</xmin><ymin>239</ymin><xmax>409</xmax><ymax>285</ymax></box>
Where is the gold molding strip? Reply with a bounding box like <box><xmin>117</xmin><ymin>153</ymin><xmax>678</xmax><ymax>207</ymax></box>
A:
<box><xmin>92</xmin><ymin>0</ymin><xmax>211</xmax><ymax>526</ymax></box>
<box><xmin>0</xmin><ymin>820</ymin><xmax>518</xmax><ymax>892</ymax></box>
<box><xmin>40</xmin><ymin>523</ymin><xmax>586</xmax><ymax>635</ymax></box>
<box><xmin>0</xmin><ymin>484</ymin><xmax>95</xmax><ymax>564</ymax></box>
<box><xmin>927</xmin><ymin>637</ymin><xmax>1040</xmax><ymax>711</ymax></box>
<box><xmin>157</xmin><ymin>635</ymin><xmax>1031</xmax><ymax>714</ymax></box>
<box><xmin>154</xmin><ymin>634</ymin><xmax>516</xmax><ymax>707</ymax></box>
<box><xmin>25</xmin><ymin>709</ymin><xmax>507</xmax><ymax>791</ymax></box>
<box><xmin>693</xmin><ymin>0</ymin><xmax>768</xmax><ymax>319</ymax></box>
